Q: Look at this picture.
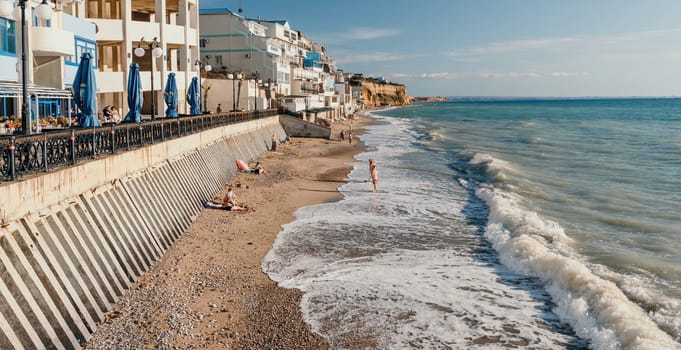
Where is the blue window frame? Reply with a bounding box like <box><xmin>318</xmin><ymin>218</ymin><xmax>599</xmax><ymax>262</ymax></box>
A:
<box><xmin>0</xmin><ymin>18</ymin><xmax>16</xmax><ymax>56</ymax></box>
<box><xmin>65</xmin><ymin>37</ymin><xmax>97</xmax><ymax>67</ymax></box>
<box><xmin>1</xmin><ymin>97</ymin><xmax>16</xmax><ymax>117</ymax></box>
<box><xmin>37</xmin><ymin>99</ymin><xmax>61</xmax><ymax>118</ymax></box>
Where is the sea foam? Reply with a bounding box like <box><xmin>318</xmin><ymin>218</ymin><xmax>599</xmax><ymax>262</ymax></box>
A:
<box><xmin>476</xmin><ymin>185</ymin><xmax>681</xmax><ymax>349</ymax></box>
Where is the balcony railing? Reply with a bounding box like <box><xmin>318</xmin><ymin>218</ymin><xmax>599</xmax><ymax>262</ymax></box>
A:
<box><xmin>0</xmin><ymin>109</ymin><xmax>280</xmax><ymax>183</ymax></box>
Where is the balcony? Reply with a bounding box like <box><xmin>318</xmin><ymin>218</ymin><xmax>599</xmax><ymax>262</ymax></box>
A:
<box><xmin>31</xmin><ymin>26</ymin><xmax>74</xmax><ymax>56</ymax></box>
<box><xmin>91</xmin><ymin>18</ymin><xmax>125</xmax><ymax>41</ymax></box>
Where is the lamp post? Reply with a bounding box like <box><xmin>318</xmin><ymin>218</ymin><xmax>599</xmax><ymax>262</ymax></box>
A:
<box><xmin>227</xmin><ymin>72</ymin><xmax>243</xmax><ymax>112</ymax></box>
<box><xmin>0</xmin><ymin>0</ymin><xmax>52</xmax><ymax>135</ymax></box>
<box><xmin>194</xmin><ymin>60</ymin><xmax>211</xmax><ymax>113</ymax></box>
<box><xmin>134</xmin><ymin>37</ymin><xmax>163</xmax><ymax>120</ymax></box>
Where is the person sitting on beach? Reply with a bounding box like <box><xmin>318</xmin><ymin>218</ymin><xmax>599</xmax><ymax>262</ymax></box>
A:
<box><xmin>202</xmin><ymin>187</ymin><xmax>248</xmax><ymax>211</ymax></box>
<box><xmin>271</xmin><ymin>133</ymin><xmax>278</xmax><ymax>151</ymax></box>
<box><xmin>225</xmin><ymin>187</ymin><xmax>236</xmax><ymax>206</ymax></box>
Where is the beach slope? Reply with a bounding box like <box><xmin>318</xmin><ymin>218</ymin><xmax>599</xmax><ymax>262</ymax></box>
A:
<box><xmin>83</xmin><ymin>117</ymin><xmax>366</xmax><ymax>349</ymax></box>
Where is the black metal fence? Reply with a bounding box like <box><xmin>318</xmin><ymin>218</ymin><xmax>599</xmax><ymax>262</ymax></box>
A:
<box><xmin>1</xmin><ymin>109</ymin><xmax>279</xmax><ymax>182</ymax></box>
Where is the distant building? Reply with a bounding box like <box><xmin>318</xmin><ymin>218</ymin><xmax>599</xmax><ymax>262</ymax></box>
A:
<box><xmin>198</xmin><ymin>8</ymin><xmax>347</xmax><ymax>114</ymax></box>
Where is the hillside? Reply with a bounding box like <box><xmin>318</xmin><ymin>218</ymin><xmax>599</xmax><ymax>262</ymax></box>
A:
<box><xmin>360</xmin><ymin>79</ymin><xmax>410</xmax><ymax>108</ymax></box>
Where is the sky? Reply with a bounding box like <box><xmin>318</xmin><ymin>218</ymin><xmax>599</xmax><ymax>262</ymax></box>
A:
<box><xmin>200</xmin><ymin>0</ymin><xmax>681</xmax><ymax>97</ymax></box>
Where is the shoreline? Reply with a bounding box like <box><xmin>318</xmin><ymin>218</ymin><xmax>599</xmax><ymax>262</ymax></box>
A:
<box><xmin>83</xmin><ymin>113</ymin><xmax>372</xmax><ymax>349</ymax></box>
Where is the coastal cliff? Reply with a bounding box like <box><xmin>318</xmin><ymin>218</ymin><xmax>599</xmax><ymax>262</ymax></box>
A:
<box><xmin>411</xmin><ymin>96</ymin><xmax>448</xmax><ymax>103</ymax></box>
<box><xmin>360</xmin><ymin>79</ymin><xmax>410</xmax><ymax>108</ymax></box>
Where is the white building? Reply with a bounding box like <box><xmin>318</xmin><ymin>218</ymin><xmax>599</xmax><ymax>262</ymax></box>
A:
<box><xmin>84</xmin><ymin>0</ymin><xmax>201</xmax><ymax>117</ymax></box>
<box><xmin>0</xmin><ymin>0</ymin><xmax>202</xmax><ymax>129</ymax></box>
<box><xmin>198</xmin><ymin>8</ymin><xmax>348</xmax><ymax>115</ymax></box>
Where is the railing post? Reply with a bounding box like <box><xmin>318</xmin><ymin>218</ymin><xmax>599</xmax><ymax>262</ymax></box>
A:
<box><xmin>43</xmin><ymin>133</ymin><xmax>48</xmax><ymax>172</ymax></box>
<box><xmin>110</xmin><ymin>125</ymin><xmax>116</xmax><ymax>154</ymax></box>
<box><xmin>126</xmin><ymin>126</ymin><xmax>131</xmax><ymax>150</ymax></box>
<box><xmin>160</xmin><ymin>120</ymin><xmax>165</xmax><ymax>140</ymax></box>
<box><xmin>7</xmin><ymin>136</ymin><xmax>16</xmax><ymax>181</ymax></box>
<box><xmin>69</xmin><ymin>129</ymin><xmax>76</xmax><ymax>165</ymax></box>
<box><xmin>139</xmin><ymin>124</ymin><xmax>144</xmax><ymax>146</ymax></box>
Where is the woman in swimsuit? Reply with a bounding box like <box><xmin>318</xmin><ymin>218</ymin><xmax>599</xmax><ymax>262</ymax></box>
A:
<box><xmin>369</xmin><ymin>159</ymin><xmax>378</xmax><ymax>192</ymax></box>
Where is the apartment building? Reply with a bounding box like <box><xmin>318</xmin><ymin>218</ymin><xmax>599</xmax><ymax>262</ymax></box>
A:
<box><xmin>84</xmin><ymin>0</ymin><xmax>201</xmax><ymax>117</ymax></box>
<box><xmin>199</xmin><ymin>7</ymin><xmax>346</xmax><ymax>114</ymax></box>
<box><xmin>0</xmin><ymin>0</ymin><xmax>201</xmax><ymax>128</ymax></box>
<box><xmin>0</xmin><ymin>0</ymin><xmax>90</xmax><ymax>126</ymax></box>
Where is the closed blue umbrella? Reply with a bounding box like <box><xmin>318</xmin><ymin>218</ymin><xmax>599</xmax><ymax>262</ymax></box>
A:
<box><xmin>164</xmin><ymin>72</ymin><xmax>178</xmax><ymax>117</ymax></box>
<box><xmin>71</xmin><ymin>52</ymin><xmax>101</xmax><ymax>127</ymax></box>
<box><xmin>187</xmin><ymin>76</ymin><xmax>201</xmax><ymax>115</ymax></box>
<box><xmin>123</xmin><ymin>63</ymin><xmax>143</xmax><ymax>123</ymax></box>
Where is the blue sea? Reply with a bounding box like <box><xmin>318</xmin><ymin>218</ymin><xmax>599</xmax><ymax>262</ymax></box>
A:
<box><xmin>263</xmin><ymin>98</ymin><xmax>681</xmax><ymax>349</ymax></box>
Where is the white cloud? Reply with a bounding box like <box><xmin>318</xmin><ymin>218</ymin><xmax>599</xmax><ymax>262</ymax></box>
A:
<box><xmin>385</xmin><ymin>71</ymin><xmax>589</xmax><ymax>80</ymax></box>
<box><xmin>446</xmin><ymin>37</ymin><xmax>578</xmax><ymax>59</ymax></box>
<box><xmin>335</xmin><ymin>52</ymin><xmax>424</xmax><ymax>64</ymax></box>
<box><xmin>455</xmin><ymin>37</ymin><xmax>578</xmax><ymax>57</ymax></box>
<box><xmin>446</xmin><ymin>27</ymin><xmax>681</xmax><ymax>60</ymax></box>
<box><xmin>340</xmin><ymin>27</ymin><xmax>400</xmax><ymax>40</ymax></box>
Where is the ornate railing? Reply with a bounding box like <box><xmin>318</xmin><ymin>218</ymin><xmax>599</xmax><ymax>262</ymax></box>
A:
<box><xmin>1</xmin><ymin>109</ymin><xmax>279</xmax><ymax>182</ymax></box>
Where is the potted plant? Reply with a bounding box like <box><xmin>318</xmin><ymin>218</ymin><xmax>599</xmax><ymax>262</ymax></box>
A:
<box><xmin>57</xmin><ymin>116</ymin><xmax>68</xmax><ymax>127</ymax></box>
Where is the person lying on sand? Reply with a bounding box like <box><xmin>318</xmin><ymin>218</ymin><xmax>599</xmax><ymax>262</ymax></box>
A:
<box><xmin>202</xmin><ymin>200</ymin><xmax>248</xmax><ymax>211</ymax></box>
<box><xmin>237</xmin><ymin>161</ymin><xmax>267</xmax><ymax>174</ymax></box>
<box><xmin>250</xmin><ymin>162</ymin><xmax>267</xmax><ymax>174</ymax></box>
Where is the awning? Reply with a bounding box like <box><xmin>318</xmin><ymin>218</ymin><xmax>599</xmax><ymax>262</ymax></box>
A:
<box><xmin>0</xmin><ymin>81</ymin><xmax>72</xmax><ymax>99</ymax></box>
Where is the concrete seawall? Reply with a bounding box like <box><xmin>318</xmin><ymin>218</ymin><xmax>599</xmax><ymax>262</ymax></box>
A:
<box><xmin>0</xmin><ymin>115</ymin><xmax>294</xmax><ymax>349</ymax></box>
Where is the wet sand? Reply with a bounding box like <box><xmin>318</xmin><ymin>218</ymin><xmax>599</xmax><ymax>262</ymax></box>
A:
<box><xmin>83</xmin><ymin>115</ymin><xmax>370</xmax><ymax>349</ymax></box>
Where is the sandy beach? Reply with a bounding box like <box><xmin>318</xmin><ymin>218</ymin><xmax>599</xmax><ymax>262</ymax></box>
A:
<box><xmin>83</xmin><ymin>115</ymin><xmax>369</xmax><ymax>349</ymax></box>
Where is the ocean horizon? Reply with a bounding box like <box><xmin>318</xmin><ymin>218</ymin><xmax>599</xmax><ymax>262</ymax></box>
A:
<box><xmin>264</xmin><ymin>98</ymin><xmax>681</xmax><ymax>349</ymax></box>
<box><xmin>445</xmin><ymin>96</ymin><xmax>681</xmax><ymax>101</ymax></box>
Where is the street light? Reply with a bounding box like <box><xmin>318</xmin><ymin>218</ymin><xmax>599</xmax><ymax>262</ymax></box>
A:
<box><xmin>0</xmin><ymin>0</ymin><xmax>52</xmax><ymax>135</ymax></box>
<box><xmin>134</xmin><ymin>37</ymin><xmax>163</xmax><ymax>120</ymax></box>
<box><xmin>194</xmin><ymin>60</ymin><xmax>211</xmax><ymax>113</ymax></box>
<box><xmin>227</xmin><ymin>71</ymin><xmax>243</xmax><ymax>111</ymax></box>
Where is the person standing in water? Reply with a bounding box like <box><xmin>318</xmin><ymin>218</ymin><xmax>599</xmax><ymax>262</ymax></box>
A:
<box><xmin>369</xmin><ymin>159</ymin><xmax>379</xmax><ymax>192</ymax></box>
